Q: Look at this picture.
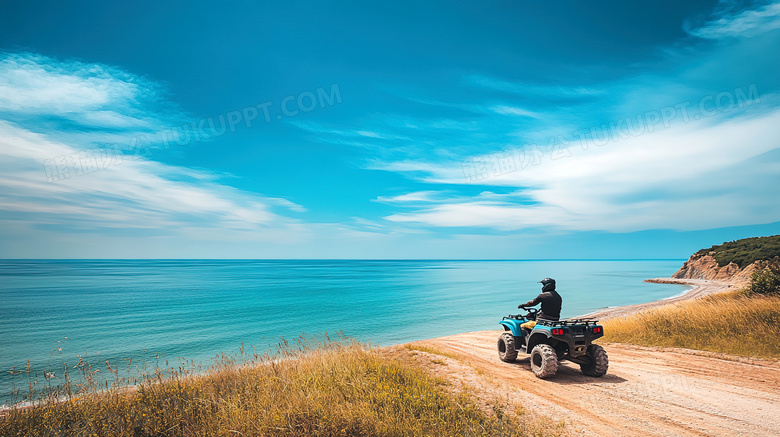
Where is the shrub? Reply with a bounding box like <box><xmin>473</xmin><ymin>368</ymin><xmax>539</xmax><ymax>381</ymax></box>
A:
<box><xmin>749</xmin><ymin>266</ymin><xmax>780</xmax><ymax>295</ymax></box>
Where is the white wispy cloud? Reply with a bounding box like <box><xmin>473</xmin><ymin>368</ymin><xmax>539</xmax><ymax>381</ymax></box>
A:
<box><xmin>0</xmin><ymin>53</ymin><xmax>167</xmax><ymax>131</ymax></box>
<box><xmin>375</xmin><ymin>191</ymin><xmax>450</xmax><ymax>203</ymax></box>
<box><xmin>365</xmin><ymin>159</ymin><xmax>464</xmax><ymax>183</ymax></box>
<box><xmin>375</xmin><ymin>190</ymin><xmax>523</xmax><ymax>205</ymax></box>
<box><xmin>291</xmin><ymin>121</ymin><xmax>412</xmax><ymax>142</ymax></box>
<box><xmin>0</xmin><ymin>121</ymin><xmax>304</xmax><ymax>233</ymax></box>
<box><xmin>688</xmin><ymin>1</ymin><xmax>780</xmax><ymax>39</ymax></box>
<box><xmin>0</xmin><ymin>53</ymin><xmax>306</xmax><ymax>247</ymax></box>
<box><xmin>491</xmin><ymin>105</ymin><xmax>539</xmax><ymax>118</ymax></box>
<box><xmin>382</xmin><ymin>107</ymin><xmax>780</xmax><ymax>232</ymax></box>
<box><xmin>465</xmin><ymin>74</ymin><xmax>605</xmax><ymax>98</ymax></box>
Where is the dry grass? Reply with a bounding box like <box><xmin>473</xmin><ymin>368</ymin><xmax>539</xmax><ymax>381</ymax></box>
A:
<box><xmin>403</xmin><ymin>343</ymin><xmax>458</xmax><ymax>359</ymax></box>
<box><xmin>603</xmin><ymin>291</ymin><xmax>780</xmax><ymax>358</ymax></box>
<box><xmin>1</xmin><ymin>339</ymin><xmax>549</xmax><ymax>437</ymax></box>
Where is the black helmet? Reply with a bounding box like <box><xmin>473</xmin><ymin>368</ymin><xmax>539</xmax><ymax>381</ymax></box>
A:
<box><xmin>539</xmin><ymin>278</ymin><xmax>556</xmax><ymax>291</ymax></box>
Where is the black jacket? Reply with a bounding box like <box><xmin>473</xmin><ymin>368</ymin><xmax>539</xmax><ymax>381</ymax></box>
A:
<box><xmin>523</xmin><ymin>290</ymin><xmax>562</xmax><ymax>321</ymax></box>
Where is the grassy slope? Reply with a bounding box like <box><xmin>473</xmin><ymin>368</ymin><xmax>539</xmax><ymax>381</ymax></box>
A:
<box><xmin>603</xmin><ymin>291</ymin><xmax>780</xmax><ymax>358</ymax></box>
<box><xmin>1</xmin><ymin>342</ymin><xmax>558</xmax><ymax>437</ymax></box>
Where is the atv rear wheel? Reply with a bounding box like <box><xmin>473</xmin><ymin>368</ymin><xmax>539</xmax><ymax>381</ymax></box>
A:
<box><xmin>530</xmin><ymin>344</ymin><xmax>558</xmax><ymax>378</ymax></box>
<box><xmin>580</xmin><ymin>344</ymin><xmax>608</xmax><ymax>377</ymax></box>
<box><xmin>497</xmin><ymin>332</ymin><xmax>518</xmax><ymax>362</ymax></box>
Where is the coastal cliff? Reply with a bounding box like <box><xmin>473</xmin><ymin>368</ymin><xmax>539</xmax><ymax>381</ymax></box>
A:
<box><xmin>672</xmin><ymin>235</ymin><xmax>780</xmax><ymax>285</ymax></box>
<box><xmin>672</xmin><ymin>253</ymin><xmax>780</xmax><ymax>285</ymax></box>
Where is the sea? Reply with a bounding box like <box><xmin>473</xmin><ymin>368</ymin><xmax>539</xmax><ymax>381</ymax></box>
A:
<box><xmin>0</xmin><ymin>259</ymin><xmax>688</xmax><ymax>405</ymax></box>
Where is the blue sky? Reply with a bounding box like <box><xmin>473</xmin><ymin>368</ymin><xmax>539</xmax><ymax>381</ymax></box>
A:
<box><xmin>1</xmin><ymin>0</ymin><xmax>779</xmax><ymax>259</ymax></box>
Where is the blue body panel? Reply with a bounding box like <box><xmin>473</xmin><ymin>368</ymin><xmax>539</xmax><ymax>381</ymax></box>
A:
<box><xmin>532</xmin><ymin>324</ymin><xmax>553</xmax><ymax>333</ymax></box>
<box><xmin>499</xmin><ymin>317</ymin><xmax>554</xmax><ymax>337</ymax></box>
<box><xmin>499</xmin><ymin>318</ymin><xmax>526</xmax><ymax>337</ymax></box>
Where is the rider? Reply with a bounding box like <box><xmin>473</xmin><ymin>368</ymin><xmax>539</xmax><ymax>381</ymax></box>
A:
<box><xmin>519</xmin><ymin>278</ymin><xmax>562</xmax><ymax>330</ymax></box>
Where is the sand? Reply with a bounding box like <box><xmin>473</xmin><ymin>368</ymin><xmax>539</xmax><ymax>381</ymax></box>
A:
<box><xmin>582</xmin><ymin>277</ymin><xmax>736</xmax><ymax>320</ymax></box>
<box><xmin>394</xmin><ymin>277</ymin><xmax>780</xmax><ymax>436</ymax></box>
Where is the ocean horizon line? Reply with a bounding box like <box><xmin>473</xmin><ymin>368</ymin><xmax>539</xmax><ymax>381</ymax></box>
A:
<box><xmin>0</xmin><ymin>258</ymin><xmax>688</xmax><ymax>262</ymax></box>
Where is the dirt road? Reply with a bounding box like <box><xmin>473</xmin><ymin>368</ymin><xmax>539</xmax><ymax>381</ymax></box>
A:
<box><xmin>402</xmin><ymin>331</ymin><xmax>780</xmax><ymax>436</ymax></box>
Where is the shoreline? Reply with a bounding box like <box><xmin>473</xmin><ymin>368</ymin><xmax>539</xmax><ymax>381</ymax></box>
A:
<box><xmin>578</xmin><ymin>277</ymin><xmax>734</xmax><ymax>321</ymax></box>
<box><xmin>0</xmin><ymin>277</ymin><xmax>736</xmax><ymax>415</ymax></box>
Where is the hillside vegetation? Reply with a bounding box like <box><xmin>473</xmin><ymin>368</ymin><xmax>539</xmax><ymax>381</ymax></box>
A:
<box><xmin>694</xmin><ymin>234</ymin><xmax>780</xmax><ymax>267</ymax></box>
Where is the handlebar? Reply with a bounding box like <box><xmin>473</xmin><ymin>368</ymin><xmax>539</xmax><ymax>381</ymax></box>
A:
<box><xmin>508</xmin><ymin>306</ymin><xmax>537</xmax><ymax>321</ymax></box>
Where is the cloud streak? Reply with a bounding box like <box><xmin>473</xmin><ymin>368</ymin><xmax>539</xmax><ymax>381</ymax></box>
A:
<box><xmin>0</xmin><ymin>53</ymin><xmax>307</xmax><ymax>247</ymax></box>
<box><xmin>0</xmin><ymin>53</ymin><xmax>171</xmax><ymax>132</ymax></box>
<box><xmin>688</xmin><ymin>1</ymin><xmax>780</xmax><ymax>39</ymax></box>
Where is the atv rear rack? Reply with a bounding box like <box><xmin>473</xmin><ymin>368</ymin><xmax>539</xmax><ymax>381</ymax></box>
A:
<box><xmin>538</xmin><ymin>318</ymin><xmax>600</xmax><ymax>327</ymax></box>
<box><xmin>502</xmin><ymin>315</ymin><xmax>600</xmax><ymax>326</ymax></box>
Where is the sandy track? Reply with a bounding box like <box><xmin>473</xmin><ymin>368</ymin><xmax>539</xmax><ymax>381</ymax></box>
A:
<box><xmin>406</xmin><ymin>331</ymin><xmax>780</xmax><ymax>436</ymax></box>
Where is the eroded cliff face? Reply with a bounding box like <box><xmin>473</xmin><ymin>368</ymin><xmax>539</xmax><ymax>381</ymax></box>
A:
<box><xmin>672</xmin><ymin>253</ymin><xmax>780</xmax><ymax>286</ymax></box>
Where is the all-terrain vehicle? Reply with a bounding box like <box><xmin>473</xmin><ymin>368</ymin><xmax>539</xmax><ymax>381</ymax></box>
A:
<box><xmin>498</xmin><ymin>307</ymin><xmax>608</xmax><ymax>378</ymax></box>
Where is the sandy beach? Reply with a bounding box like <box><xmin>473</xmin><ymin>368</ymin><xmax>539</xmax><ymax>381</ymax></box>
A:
<box><xmin>394</xmin><ymin>277</ymin><xmax>780</xmax><ymax>436</ymax></box>
<box><xmin>582</xmin><ymin>277</ymin><xmax>736</xmax><ymax>320</ymax></box>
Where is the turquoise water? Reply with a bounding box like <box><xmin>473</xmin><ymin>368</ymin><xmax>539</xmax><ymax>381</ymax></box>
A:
<box><xmin>0</xmin><ymin>259</ymin><xmax>687</xmax><ymax>405</ymax></box>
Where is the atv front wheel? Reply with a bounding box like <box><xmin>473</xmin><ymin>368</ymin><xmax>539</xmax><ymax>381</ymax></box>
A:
<box><xmin>530</xmin><ymin>344</ymin><xmax>558</xmax><ymax>378</ymax></box>
<box><xmin>580</xmin><ymin>344</ymin><xmax>609</xmax><ymax>377</ymax></box>
<box><xmin>497</xmin><ymin>332</ymin><xmax>518</xmax><ymax>362</ymax></box>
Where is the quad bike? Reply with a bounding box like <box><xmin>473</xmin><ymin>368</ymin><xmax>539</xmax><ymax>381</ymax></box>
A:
<box><xmin>498</xmin><ymin>307</ymin><xmax>608</xmax><ymax>378</ymax></box>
